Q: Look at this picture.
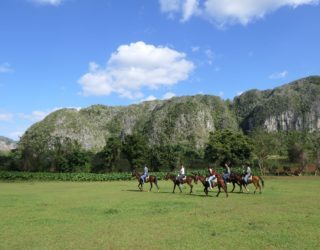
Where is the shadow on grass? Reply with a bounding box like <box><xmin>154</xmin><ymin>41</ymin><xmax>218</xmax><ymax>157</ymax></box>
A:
<box><xmin>123</xmin><ymin>189</ymin><xmax>143</xmax><ymax>192</ymax></box>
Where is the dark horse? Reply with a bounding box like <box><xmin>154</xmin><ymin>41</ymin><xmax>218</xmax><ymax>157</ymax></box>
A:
<box><xmin>227</xmin><ymin>173</ymin><xmax>264</xmax><ymax>194</ymax></box>
<box><xmin>164</xmin><ymin>173</ymin><xmax>198</xmax><ymax>194</ymax></box>
<box><xmin>132</xmin><ymin>169</ymin><xmax>159</xmax><ymax>192</ymax></box>
<box><xmin>225</xmin><ymin>172</ymin><xmax>243</xmax><ymax>192</ymax></box>
<box><xmin>194</xmin><ymin>172</ymin><xmax>228</xmax><ymax>197</ymax></box>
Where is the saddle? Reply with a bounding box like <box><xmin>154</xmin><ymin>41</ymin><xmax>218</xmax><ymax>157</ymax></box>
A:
<box><xmin>145</xmin><ymin>176</ymin><xmax>149</xmax><ymax>182</ymax></box>
<box><xmin>248</xmin><ymin>176</ymin><xmax>252</xmax><ymax>182</ymax></box>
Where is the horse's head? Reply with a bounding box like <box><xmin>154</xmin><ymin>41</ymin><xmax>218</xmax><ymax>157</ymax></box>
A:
<box><xmin>164</xmin><ymin>172</ymin><xmax>171</xmax><ymax>180</ymax></box>
<box><xmin>191</xmin><ymin>172</ymin><xmax>199</xmax><ymax>184</ymax></box>
<box><xmin>131</xmin><ymin>169</ymin><xmax>137</xmax><ymax>177</ymax></box>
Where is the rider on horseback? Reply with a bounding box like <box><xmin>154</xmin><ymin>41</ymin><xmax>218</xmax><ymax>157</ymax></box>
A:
<box><xmin>207</xmin><ymin>166</ymin><xmax>217</xmax><ymax>189</ymax></box>
<box><xmin>176</xmin><ymin>164</ymin><xmax>185</xmax><ymax>183</ymax></box>
<box><xmin>243</xmin><ymin>164</ymin><xmax>251</xmax><ymax>184</ymax></box>
<box><xmin>140</xmin><ymin>165</ymin><xmax>149</xmax><ymax>184</ymax></box>
<box><xmin>223</xmin><ymin>162</ymin><xmax>231</xmax><ymax>184</ymax></box>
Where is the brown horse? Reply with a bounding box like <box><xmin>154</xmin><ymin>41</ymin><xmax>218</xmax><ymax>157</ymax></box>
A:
<box><xmin>241</xmin><ymin>175</ymin><xmax>265</xmax><ymax>194</ymax></box>
<box><xmin>132</xmin><ymin>169</ymin><xmax>159</xmax><ymax>192</ymax></box>
<box><xmin>164</xmin><ymin>173</ymin><xmax>198</xmax><ymax>194</ymax></box>
<box><xmin>225</xmin><ymin>172</ymin><xmax>244</xmax><ymax>192</ymax></box>
<box><xmin>194</xmin><ymin>172</ymin><xmax>228</xmax><ymax>197</ymax></box>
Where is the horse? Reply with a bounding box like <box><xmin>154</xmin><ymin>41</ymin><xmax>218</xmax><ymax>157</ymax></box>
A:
<box><xmin>194</xmin><ymin>172</ymin><xmax>228</xmax><ymax>198</ymax></box>
<box><xmin>164</xmin><ymin>173</ymin><xmax>198</xmax><ymax>194</ymax></box>
<box><xmin>225</xmin><ymin>172</ymin><xmax>244</xmax><ymax>192</ymax></box>
<box><xmin>241</xmin><ymin>174</ymin><xmax>265</xmax><ymax>194</ymax></box>
<box><xmin>132</xmin><ymin>169</ymin><xmax>159</xmax><ymax>192</ymax></box>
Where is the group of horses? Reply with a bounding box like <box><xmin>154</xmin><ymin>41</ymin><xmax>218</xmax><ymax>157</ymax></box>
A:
<box><xmin>132</xmin><ymin>169</ymin><xmax>265</xmax><ymax>197</ymax></box>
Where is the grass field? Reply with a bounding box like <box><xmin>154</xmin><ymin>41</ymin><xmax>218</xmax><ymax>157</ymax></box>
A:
<box><xmin>0</xmin><ymin>177</ymin><xmax>319</xmax><ymax>250</ymax></box>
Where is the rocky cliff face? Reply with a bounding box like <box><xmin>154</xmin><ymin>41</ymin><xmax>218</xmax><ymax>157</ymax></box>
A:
<box><xmin>0</xmin><ymin>136</ymin><xmax>17</xmax><ymax>152</ymax></box>
<box><xmin>237</xmin><ymin>76</ymin><xmax>320</xmax><ymax>132</ymax></box>
<box><xmin>19</xmin><ymin>76</ymin><xmax>320</xmax><ymax>151</ymax></box>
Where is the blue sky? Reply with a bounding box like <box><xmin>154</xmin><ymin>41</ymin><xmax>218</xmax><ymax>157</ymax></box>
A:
<box><xmin>1</xmin><ymin>0</ymin><xmax>319</xmax><ymax>140</ymax></box>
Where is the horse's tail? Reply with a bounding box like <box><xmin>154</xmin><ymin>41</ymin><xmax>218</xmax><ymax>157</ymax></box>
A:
<box><xmin>154</xmin><ymin>175</ymin><xmax>158</xmax><ymax>185</ymax></box>
<box><xmin>259</xmin><ymin>176</ymin><xmax>265</xmax><ymax>188</ymax></box>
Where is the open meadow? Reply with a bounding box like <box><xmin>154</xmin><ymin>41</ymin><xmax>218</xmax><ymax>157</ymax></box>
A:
<box><xmin>0</xmin><ymin>177</ymin><xmax>319</xmax><ymax>250</ymax></box>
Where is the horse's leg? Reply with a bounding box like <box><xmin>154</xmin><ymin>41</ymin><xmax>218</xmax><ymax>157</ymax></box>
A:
<box><xmin>259</xmin><ymin>179</ymin><xmax>262</xmax><ymax>194</ymax></box>
<box><xmin>155</xmin><ymin>180</ymin><xmax>160</xmax><ymax>192</ymax></box>
<box><xmin>204</xmin><ymin>183</ymin><xmax>208</xmax><ymax>196</ymax></box>
<box><xmin>173</xmin><ymin>183</ymin><xmax>176</xmax><ymax>193</ymax></box>
<box><xmin>188</xmin><ymin>182</ymin><xmax>193</xmax><ymax>194</ymax></box>
<box><xmin>231</xmin><ymin>182</ymin><xmax>235</xmax><ymax>192</ymax></box>
<box><xmin>243</xmin><ymin>183</ymin><xmax>249</xmax><ymax>193</ymax></box>
<box><xmin>254</xmin><ymin>180</ymin><xmax>260</xmax><ymax>194</ymax></box>
<box><xmin>223</xmin><ymin>184</ymin><xmax>228</xmax><ymax>198</ymax></box>
<box><xmin>216</xmin><ymin>186</ymin><xmax>221</xmax><ymax>197</ymax></box>
<box><xmin>149</xmin><ymin>182</ymin><xmax>153</xmax><ymax>192</ymax></box>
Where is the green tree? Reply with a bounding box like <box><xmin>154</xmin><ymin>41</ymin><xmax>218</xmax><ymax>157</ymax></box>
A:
<box><xmin>204</xmin><ymin>129</ymin><xmax>253</xmax><ymax>166</ymax></box>
<box><xmin>286</xmin><ymin>131</ymin><xmax>309</xmax><ymax>174</ymax></box>
<box><xmin>93</xmin><ymin>136</ymin><xmax>122</xmax><ymax>172</ymax></box>
<box><xmin>250</xmin><ymin>129</ymin><xmax>279</xmax><ymax>175</ymax></box>
<box><xmin>122</xmin><ymin>133</ymin><xmax>148</xmax><ymax>169</ymax></box>
<box><xmin>306</xmin><ymin>131</ymin><xmax>320</xmax><ymax>175</ymax></box>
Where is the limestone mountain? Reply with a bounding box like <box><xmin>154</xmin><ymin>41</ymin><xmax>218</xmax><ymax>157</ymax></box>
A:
<box><xmin>0</xmin><ymin>136</ymin><xmax>17</xmax><ymax>152</ymax></box>
<box><xmin>19</xmin><ymin>76</ymin><xmax>320</xmax><ymax>152</ymax></box>
<box><xmin>235</xmin><ymin>76</ymin><xmax>320</xmax><ymax>132</ymax></box>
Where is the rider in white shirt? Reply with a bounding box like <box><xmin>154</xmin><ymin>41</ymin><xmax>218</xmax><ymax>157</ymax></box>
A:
<box><xmin>177</xmin><ymin>165</ymin><xmax>185</xmax><ymax>183</ymax></box>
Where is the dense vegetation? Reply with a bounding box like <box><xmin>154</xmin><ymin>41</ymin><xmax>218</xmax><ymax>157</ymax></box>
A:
<box><xmin>1</xmin><ymin>129</ymin><xmax>319</xmax><ymax>176</ymax></box>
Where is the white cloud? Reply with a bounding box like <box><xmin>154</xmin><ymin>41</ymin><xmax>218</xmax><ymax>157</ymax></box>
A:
<box><xmin>159</xmin><ymin>0</ymin><xmax>181</xmax><ymax>12</ymax></box>
<box><xmin>139</xmin><ymin>95</ymin><xmax>158</xmax><ymax>103</ymax></box>
<box><xmin>30</xmin><ymin>0</ymin><xmax>62</xmax><ymax>6</ymax></box>
<box><xmin>236</xmin><ymin>91</ymin><xmax>244</xmax><ymax>96</ymax></box>
<box><xmin>0</xmin><ymin>63</ymin><xmax>13</xmax><ymax>73</ymax></box>
<box><xmin>163</xmin><ymin>92</ymin><xmax>176</xmax><ymax>99</ymax></box>
<box><xmin>0</xmin><ymin>113</ymin><xmax>13</xmax><ymax>121</ymax></box>
<box><xmin>181</xmin><ymin>0</ymin><xmax>200</xmax><ymax>22</ymax></box>
<box><xmin>79</xmin><ymin>41</ymin><xmax>194</xmax><ymax>99</ymax></box>
<box><xmin>159</xmin><ymin>0</ymin><xmax>319</xmax><ymax>26</ymax></box>
<box><xmin>19</xmin><ymin>107</ymin><xmax>81</xmax><ymax>122</ymax></box>
<box><xmin>19</xmin><ymin>111</ymin><xmax>51</xmax><ymax>122</ymax></box>
<box><xmin>269</xmin><ymin>70</ymin><xmax>288</xmax><ymax>79</ymax></box>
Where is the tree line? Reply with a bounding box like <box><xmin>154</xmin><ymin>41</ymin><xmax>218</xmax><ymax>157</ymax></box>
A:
<box><xmin>1</xmin><ymin>129</ymin><xmax>319</xmax><ymax>175</ymax></box>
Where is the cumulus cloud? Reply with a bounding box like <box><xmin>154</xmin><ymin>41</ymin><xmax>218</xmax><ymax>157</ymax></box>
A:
<box><xmin>0</xmin><ymin>63</ymin><xmax>13</xmax><ymax>73</ymax></box>
<box><xmin>30</xmin><ymin>0</ymin><xmax>63</xmax><ymax>6</ymax></box>
<box><xmin>79</xmin><ymin>41</ymin><xmax>194</xmax><ymax>99</ymax></box>
<box><xmin>138</xmin><ymin>92</ymin><xmax>177</xmax><ymax>103</ymax></box>
<box><xmin>162</xmin><ymin>92</ymin><xmax>176</xmax><ymax>99</ymax></box>
<box><xmin>159</xmin><ymin>0</ymin><xmax>319</xmax><ymax>26</ymax></box>
<box><xmin>19</xmin><ymin>107</ymin><xmax>81</xmax><ymax>122</ymax></box>
<box><xmin>269</xmin><ymin>70</ymin><xmax>288</xmax><ymax>79</ymax></box>
<box><xmin>139</xmin><ymin>95</ymin><xmax>158</xmax><ymax>103</ymax></box>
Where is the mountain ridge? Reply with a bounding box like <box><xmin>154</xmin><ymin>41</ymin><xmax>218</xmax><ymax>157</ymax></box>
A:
<box><xmin>18</xmin><ymin>75</ymin><xmax>320</xmax><ymax>152</ymax></box>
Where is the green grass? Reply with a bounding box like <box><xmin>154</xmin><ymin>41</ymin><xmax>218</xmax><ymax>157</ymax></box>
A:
<box><xmin>0</xmin><ymin>177</ymin><xmax>319</xmax><ymax>249</ymax></box>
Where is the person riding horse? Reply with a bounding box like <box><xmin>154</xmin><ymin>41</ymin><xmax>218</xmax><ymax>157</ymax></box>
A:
<box><xmin>223</xmin><ymin>162</ymin><xmax>231</xmax><ymax>184</ymax></box>
<box><xmin>207</xmin><ymin>166</ymin><xmax>217</xmax><ymax>189</ymax></box>
<box><xmin>140</xmin><ymin>165</ymin><xmax>149</xmax><ymax>184</ymax></box>
<box><xmin>243</xmin><ymin>164</ymin><xmax>252</xmax><ymax>184</ymax></box>
<box><xmin>176</xmin><ymin>164</ymin><xmax>185</xmax><ymax>184</ymax></box>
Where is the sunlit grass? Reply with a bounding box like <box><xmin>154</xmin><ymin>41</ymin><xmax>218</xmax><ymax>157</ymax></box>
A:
<box><xmin>0</xmin><ymin>177</ymin><xmax>319</xmax><ymax>249</ymax></box>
